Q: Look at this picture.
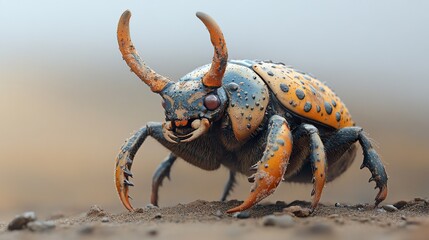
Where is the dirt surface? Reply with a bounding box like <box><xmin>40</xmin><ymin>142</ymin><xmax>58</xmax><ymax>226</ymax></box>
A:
<box><xmin>1</xmin><ymin>198</ymin><xmax>428</xmax><ymax>240</ymax></box>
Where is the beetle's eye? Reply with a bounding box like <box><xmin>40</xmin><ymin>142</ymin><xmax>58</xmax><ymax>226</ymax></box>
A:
<box><xmin>204</xmin><ymin>94</ymin><xmax>220</xmax><ymax>110</ymax></box>
<box><xmin>161</xmin><ymin>99</ymin><xmax>166</xmax><ymax>108</ymax></box>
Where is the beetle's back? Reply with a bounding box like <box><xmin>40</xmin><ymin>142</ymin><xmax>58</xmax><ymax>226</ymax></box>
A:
<box><xmin>252</xmin><ymin>61</ymin><xmax>355</xmax><ymax>129</ymax></box>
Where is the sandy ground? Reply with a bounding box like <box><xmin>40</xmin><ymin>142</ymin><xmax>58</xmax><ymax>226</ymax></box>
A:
<box><xmin>1</xmin><ymin>198</ymin><xmax>428</xmax><ymax>240</ymax></box>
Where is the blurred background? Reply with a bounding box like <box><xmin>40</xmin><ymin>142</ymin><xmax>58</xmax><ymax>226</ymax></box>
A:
<box><xmin>1</xmin><ymin>0</ymin><xmax>428</xmax><ymax>220</ymax></box>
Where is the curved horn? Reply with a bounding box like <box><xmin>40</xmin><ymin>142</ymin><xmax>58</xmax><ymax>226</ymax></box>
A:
<box><xmin>117</xmin><ymin>10</ymin><xmax>171</xmax><ymax>93</ymax></box>
<box><xmin>196</xmin><ymin>12</ymin><xmax>228</xmax><ymax>88</ymax></box>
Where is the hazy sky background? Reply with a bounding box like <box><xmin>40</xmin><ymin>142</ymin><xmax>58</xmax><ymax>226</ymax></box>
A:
<box><xmin>0</xmin><ymin>0</ymin><xmax>428</xmax><ymax>219</ymax></box>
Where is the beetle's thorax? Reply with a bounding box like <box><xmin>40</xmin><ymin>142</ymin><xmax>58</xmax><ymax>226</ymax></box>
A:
<box><xmin>178</xmin><ymin>63</ymin><xmax>271</xmax><ymax>143</ymax></box>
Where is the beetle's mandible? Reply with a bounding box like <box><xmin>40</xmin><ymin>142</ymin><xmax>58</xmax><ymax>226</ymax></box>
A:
<box><xmin>114</xmin><ymin>10</ymin><xmax>388</xmax><ymax>213</ymax></box>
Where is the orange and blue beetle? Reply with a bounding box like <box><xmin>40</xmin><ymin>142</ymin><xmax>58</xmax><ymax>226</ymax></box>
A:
<box><xmin>115</xmin><ymin>10</ymin><xmax>388</xmax><ymax>213</ymax></box>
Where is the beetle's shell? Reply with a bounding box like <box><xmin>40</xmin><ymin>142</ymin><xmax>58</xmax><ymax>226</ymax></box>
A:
<box><xmin>252</xmin><ymin>61</ymin><xmax>354</xmax><ymax>129</ymax></box>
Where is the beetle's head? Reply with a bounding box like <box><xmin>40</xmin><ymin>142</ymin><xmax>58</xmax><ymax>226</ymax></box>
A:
<box><xmin>158</xmin><ymin>80</ymin><xmax>227</xmax><ymax>142</ymax></box>
<box><xmin>118</xmin><ymin>10</ymin><xmax>228</xmax><ymax>143</ymax></box>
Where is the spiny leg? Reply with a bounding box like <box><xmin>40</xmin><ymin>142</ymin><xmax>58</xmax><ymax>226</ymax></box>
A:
<box><xmin>116</xmin><ymin>122</ymin><xmax>224</xmax><ymax>211</ymax></box>
<box><xmin>324</xmin><ymin>127</ymin><xmax>388</xmax><ymax>205</ymax></box>
<box><xmin>221</xmin><ymin>171</ymin><xmax>237</xmax><ymax>202</ymax></box>
<box><xmin>293</xmin><ymin>124</ymin><xmax>327</xmax><ymax>211</ymax></box>
<box><xmin>358</xmin><ymin>131</ymin><xmax>388</xmax><ymax>205</ymax></box>
<box><xmin>151</xmin><ymin>153</ymin><xmax>177</xmax><ymax>206</ymax></box>
<box><xmin>227</xmin><ymin>115</ymin><xmax>292</xmax><ymax>213</ymax></box>
<box><xmin>115</xmin><ymin>126</ymin><xmax>149</xmax><ymax>211</ymax></box>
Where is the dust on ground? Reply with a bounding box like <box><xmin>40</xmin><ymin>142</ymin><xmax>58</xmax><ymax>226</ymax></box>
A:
<box><xmin>1</xmin><ymin>198</ymin><xmax>428</xmax><ymax>240</ymax></box>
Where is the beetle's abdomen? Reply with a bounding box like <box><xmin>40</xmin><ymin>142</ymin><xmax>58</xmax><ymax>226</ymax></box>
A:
<box><xmin>253</xmin><ymin>61</ymin><xmax>354</xmax><ymax>129</ymax></box>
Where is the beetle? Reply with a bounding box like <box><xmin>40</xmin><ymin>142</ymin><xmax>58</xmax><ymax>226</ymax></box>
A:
<box><xmin>114</xmin><ymin>10</ymin><xmax>388</xmax><ymax>213</ymax></box>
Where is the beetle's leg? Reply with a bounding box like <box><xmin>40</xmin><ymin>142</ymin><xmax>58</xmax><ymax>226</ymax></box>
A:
<box><xmin>115</xmin><ymin>125</ymin><xmax>150</xmax><ymax>211</ymax></box>
<box><xmin>227</xmin><ymin>115</ymin><xmax>292</xmax><ymax>213</ymax></box>
<box><xmin>115</xmin><ymin>122</ymin><xmax>177</xmax><ymax>210</ymax></box>
<box><xmin>358</xmin><ymin>131</ymin><xmax>388</xmax><ymax>205</ymax></box>
<box><xmin>324</xmin><ymin>127</ymin><xmax>388</xmax><ymax>206</ymax></box>
<box><xmin>150</xmin><ymin>153</ymin><xmax>177</xmax><ymax>206</ymax></box>
<box><xmin>220</xmin><ymin>170</ymin><xmax>237</xmax><ymax>202</ymax></box>
<box><xmin>293</xmin><ymin>124</ymin><xmax>328</xmax><ymax>211</ymax></box>
<box><xmin>116</xmin><ymin>122</ymin><xmax>225</xmax><ymax>210</ymax></box>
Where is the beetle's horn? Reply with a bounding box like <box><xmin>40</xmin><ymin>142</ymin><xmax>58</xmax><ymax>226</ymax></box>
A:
<box><xmin>117</xmin><ymin>10</ymin><xmax>171</xmax><ymax>93</ymax></box>
<box><xmin>196</xmin><ymin>12</ymin><xmax>228</xmax><ymax>88</ymax></box>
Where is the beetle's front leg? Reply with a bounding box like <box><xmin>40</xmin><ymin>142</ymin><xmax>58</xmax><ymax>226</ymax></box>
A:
<box><xmin>227</xmin><ymin>115</ymin><xmax>292</xmax><ymax>213</ymax></box>
<box><xmin>115</xmin><ymin>125</ymin><xmax>152</xmax><ymax>211</ymax></box>
<box><xmin>116</xmin><ymin>122</ymin><xmax>225</xmax><ymax>211</ymax></box>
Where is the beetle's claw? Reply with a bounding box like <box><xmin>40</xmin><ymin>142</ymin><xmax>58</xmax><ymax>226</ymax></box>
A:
<box><xmin>358</xmin><ymin>132</ymin><xmax>388</xmax><ymax>207</ymax></box>
<box><xmin>226</xmin><ymin>161</ymin><xmax>279</xmax><ymax>213</ymax></box>
<box><xmin>114</xmin><ymin>127</ymin><xmax>147</xmax><ymax>211</ymax></box>
<box><xmin>115</xmin><ymin>161</ymin><xmax>134</xmax><ymax>211</ymax></box>
<box><xmin>375</xmin><ymin>184</ymin><xmax>388</xmax><ymax>206</ymax></box>
<box><xmin>360</xmin><ymin>161</ymin><xmax>388</xmax><ymax>207</ymax></box>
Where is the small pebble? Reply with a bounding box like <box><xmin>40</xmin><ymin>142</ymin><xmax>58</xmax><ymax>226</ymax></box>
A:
<box><xmin>393</xmin><ymin>200</ymin><xmax>408</xmax><ymax>209</ymax></box>
<box><xmin>233</xmin><ymin>211</ymin><xmax>250</xmax><ymax>219</ymax></box>
<box><xmin>214</xmin><ymin>210</ymin><xmax>223</xmax><ymax>217</ymax></box>
<box><xmin>101</xmin><ymin>217</ymin><xmax>110</xmax><ymax>223</ymax></box>
<box><xmin>7</xmin><ymin>212</ymin><xmax>37</xmax><ymax>231</ymax></box>
<box><xmin>27</xmin><ymin>221</ymin><xmax>56</xmax><ymax>232</ymax></box>
<box><xmin>87</xmin><ymin>205</ymin><xmax>106</xmax><ymax>217</ymax></box>
<box><xmin>283</xmin><ymin>206</ymin><xmax>311</xmax><ymax>218</ymax></box>
<box><xmin>153</xmin><ymin>213</ymin><xmax>162</xmax><ymax>219</ymax></box>
<box><xmin>382</xmin><ymin>205</ymin><xmax>398</xmax><ymax>212</ymax></box>
<box><xmin>262</xmin><ymin>215</ymin><xmax>295</xmax><ymax>228</ymax></box>
<box><xmin>334</xmin><ymin>203</ymin><xmax>342</xmax><ymax>207</ymax></box>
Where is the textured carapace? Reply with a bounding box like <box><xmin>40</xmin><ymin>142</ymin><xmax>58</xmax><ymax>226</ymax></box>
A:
<box><xmin>253</xmin><ymin>61</ymin><xmax>354</xmax><ymax>129</ymax></box>
<box><xmin>180</xmin><ymin>63</ymin><xmax>269</xmax><ymax>141</ymax></box>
